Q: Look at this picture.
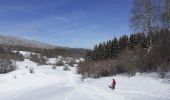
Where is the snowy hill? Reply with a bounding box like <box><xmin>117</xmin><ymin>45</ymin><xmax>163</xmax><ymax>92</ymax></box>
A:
<box><xmin>0</xmin><ymin>54</ymin><xmax>169</xmax><ymax>100</ymax></box>
<box><xmin>0</xmin><ymin>35</ymin><xmax>56</xmax><ymax>49</ymax></box>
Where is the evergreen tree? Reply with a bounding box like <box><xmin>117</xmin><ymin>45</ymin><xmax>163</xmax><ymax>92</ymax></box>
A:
<box><xmin>93</xmin><ymin>45</ymin><xmax>98</xmax><ymax>61</ymax></box>
<box><xmin>85</xmin><ymin>50</ymin><xmax>93</xmax><ymax>61</ymax></box>
<box><xmin>119</xmin><ymin>35</ymin><xmax>129</xmax><ymax>51</ymax></box>
<box><xmin>129</xmin><ymin>34</ymin><xmax>136</xmax><ymax>48</ymax></box>
<box><xmin>111</xmin><ymin>38</ymin><xmax>120</xmax><ymax>59</ymax></box>
<box><xmin>105</xmin><ymin>40</ymin><xmax>112</xmax><ymax>59</ymax></box>
<box><xmin>97</xmin><ymin>43</ymin><xmax>104</xmax><ymax>60</ymax></box>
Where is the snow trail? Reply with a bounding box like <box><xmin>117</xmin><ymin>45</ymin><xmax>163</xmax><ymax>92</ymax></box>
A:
<box><xmin>0</xmin><ymin>59</ymin><xmax>169</xmax><ymax>100</ymax></box>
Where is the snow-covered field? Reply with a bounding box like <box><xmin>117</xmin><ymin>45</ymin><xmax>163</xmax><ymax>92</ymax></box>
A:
<box><xmin>0</xmin><ymin>58</ymin><xmax>170</xmax><ymax>100</ymax></box>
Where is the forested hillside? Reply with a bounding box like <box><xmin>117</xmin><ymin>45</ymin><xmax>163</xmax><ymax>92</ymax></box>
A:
<box><xmin>77</xmin><ymin>0</ymin><xmax>170</xmax><ymax>78</ymax></box>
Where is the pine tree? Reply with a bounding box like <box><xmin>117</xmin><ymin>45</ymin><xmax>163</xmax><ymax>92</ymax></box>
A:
<box><xmin>129</xmin><ymin>34</ymin><xmax>136</xmax><ymax>48</ymax></box>
<box><xmin>111</xmin><ymin>38</ymin><xmax>119</xmax><ymax>59</ymax></box>
<box><xmin>93</xmin><ymin>45</ymin><xmax>98</xmax><ymax>61</ymax></box>
<box><xmin>97</xmin><ymin>43</ymin><xmax>104</xmax><ymax>60</ymax></box>
<box><xmin>105</xmin><ymin>40</ymin><xmax>112</xmax><ymax>59</ymax></box>
<box><xmin>119</xmin><ymin>35</ymin><xmax>129</xmax><ymax>51</ymax></box>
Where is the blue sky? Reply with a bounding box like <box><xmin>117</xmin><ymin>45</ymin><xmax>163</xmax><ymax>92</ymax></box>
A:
<box><xmin>0</xmin><ymin>0</ymin><xmax>132</xmax><ymax>49</ymax></box>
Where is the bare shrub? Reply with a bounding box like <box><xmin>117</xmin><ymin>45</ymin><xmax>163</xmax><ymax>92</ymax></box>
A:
<box><xmin>157</xmin><ymin>64</ymin><xmax>168</xmax><ymax>78</ymax></box>
<box><xmin>0</xmin><ymin>59</ymin><xmax>16</xmax><ymax>74</ymax></box>
<box><xmin>7</xmin><ymin>64</ymin><xmax>17</xmax><ymax>73</ymax></box>
<box><xmin>77</xmin><ymin>60</ymin><xmax>117</xmax><ymax>78</ymax></box>
<box><xmin>68</xmin><ymin>60</ymin><xmax>76</xmax><ymax>67</ymax></box>
<box><xmin>52</xmin><ymin>65</ymin><xmax>57</xmax><ymax>69</ymax></box>
<box><xmin>117</xmin><ymin>49</ymin><xmax>139</xmax><ymax>76</ymax></box>
<box><xmin>29</xmin><ymin>68</ymin><xmax>34</xmax><ymax>74</ymax></box>
<box><xmin>63</xmin><ymin>64</ymin><xmax>70</xmax><ymax>71</ymax></box>
<box><xmin>56</xmin><ymin>60</ymin><xmax>64</xmax><ymax>66</ymax></box>
<box><xmin>144</xmin><ymin>30</ymin><xmax>170</xmax><ymax>78</ymax></box>
<box><xmin>29</xmin><ymin>54</ymin><xmax>47</xmax><ymax>65</ymax></box>
<box><xmin>93</xmin><ymin>60</ymin><xmax>117</xmax><ymax>77</ymax></box>
<box><xmin>13</xmin><ymin>75</ymin><xmax>17</xmax><ymax>79</ymax></box>
<box><xmin>77</xmin><ymin>61</ymin><xmax>93</xmax><ymax>78</ymax></box>
<box><xmin>13</xmin><ymin>51</ymin><xmax>24</xmax><ymax>61</ymax></box>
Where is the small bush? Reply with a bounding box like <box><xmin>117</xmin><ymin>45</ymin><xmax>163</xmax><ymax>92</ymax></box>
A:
<box><xmin>6</xmin><ymin>64</ymin><xmax>17</xmax><ymax>73</ymax></box>
<box><xmin>13</xmin><ymin>75</ymin><xmax>17</xmax><ymax>79</ymax></box>
<box><xmin>117</xmin><ymin>49</ymin><xmax>143</xmax><ymax>76</ymax></box>
<box><xmin>29</xmin><ymin>54</ymin><xmax>47</xmax><ymax>65</ymax></box>
<box><xmin>29</xmin><ymin>68</ymin><xmax>34</xmax><ymax>74</ymax></box>
<box><xmin>52</xmin><ymin>65</ymin><xmax>57</xmax><ymax>69</ymax></box>
<box><xmin>157</xmin><ymin>64</ymin><xmax>169</xmax><ymax>78</ymax></box>
<box><xmin>13</xmin><ymin>51</ymin><xmax>24</xmax><ymax>61</ymax></box>
<box><xmin>68</xmin><ymin>60</ymin><xmax>76</xmax><ymax>67</ymax></box>
<box><xmin>63</xmin><ymin>64</ymin><xmax>70</xmax><ymax>71</ymax></box>
<box><xmin>56</xmin><ymin>60</ymin><xmax>64</xmax><ymax>66</ymax></box>
<box><xmin>0</xmin><ymin>59</ymin><xmax>16</xmax><ymax>74</ymax></box>
<box><xmin>0</xmin><ymin>48</ymin><xmax>24</xmax><ymax>61</ymax></box>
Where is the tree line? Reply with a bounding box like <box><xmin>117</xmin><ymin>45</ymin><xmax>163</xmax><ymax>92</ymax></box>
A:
<box><xmin>77</xmin><ymin>0</ymin><xmax>170</xmax><ymax>78</ymax></box>
<box><xmin>78</xmin><ymin>29</ymin><xmax>170</xmax><ymax>79</ymax></box>
<box><xmin>85</xmin><ymin>33</ymin><xmax>149</xmax><ymax>62</ymax></box>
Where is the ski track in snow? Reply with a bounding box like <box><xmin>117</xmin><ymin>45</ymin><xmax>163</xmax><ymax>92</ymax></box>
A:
<box><xmin>0</xmin><ymin>58</ymin><xmax>169</xmax><ymax>100</ymax></box>
<box><xmin>65</xmin><ymin>84</ymin><xmax>124</xmax><ymax>100</ymax></box>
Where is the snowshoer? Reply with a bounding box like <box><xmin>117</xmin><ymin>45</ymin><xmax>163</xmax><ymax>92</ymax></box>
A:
<box><xmin>112</xmin><ymin>79</ymin><xmax>116</xmax><ymax>89</ymax></box>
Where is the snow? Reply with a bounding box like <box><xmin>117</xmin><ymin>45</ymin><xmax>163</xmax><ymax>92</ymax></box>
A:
<box><xmin>75</xmin><ymin>59</ymin><xmax>80</xmax><ymax>63</ymax></box>
<box><xmin>75</xmin><ymin>58</ymin><xmax>85</xmax><ymax>63</ymax></box>
<box><xmin>84</xmin><ymin>74</ymin><xmax>170</xmax><ymax>100</ymax></box>
<box><xmin>0</xmin><ymin>59</ymin><xmax>170</xmax><ymax>100</ymax></box>
<box><xmin>47</xmin><ymin>58</ymin><xmax>57</xmax><ymax>65</ymax></box>
<box><xmin>13</xmin><ymin>51</ymin><xmax>36</xmax><ymax>58</ymax></box>
<box><xmin>79</xmin><ymin>58</ymin><xmax>85</xmax><ymax>62</ymax></box>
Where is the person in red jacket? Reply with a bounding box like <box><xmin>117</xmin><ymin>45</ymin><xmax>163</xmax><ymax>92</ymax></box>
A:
<box><xmin>112</xmin><ymin>79</ymin><xmax>116</xmax><ymax>89</ymax></box>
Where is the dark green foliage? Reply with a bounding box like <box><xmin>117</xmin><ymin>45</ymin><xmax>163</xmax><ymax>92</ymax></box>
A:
<box><xmin>111</xmin><ymin>38</ymin><xmax>120</xmax><ymax>59</ymax></box>
<box><xmin>86</xmin><ymin>33</ymin><xmax>148</xmax><ymax>62</ymax></box>
<box><xmin>119</xmin><ymin>35</ymin><xmax>129</xmax><ymax>51</ymax></box>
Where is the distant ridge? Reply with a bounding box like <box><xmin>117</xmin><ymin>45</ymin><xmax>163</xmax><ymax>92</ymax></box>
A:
<box><xmin>0</xmin><ymin>35</ymin><xmax>86</xmax><ymax>57</ymax></box>
<box><xmin>0</xmin><ymin>35</ymin><xmax>57</xmax><ymax>49</ymax></box>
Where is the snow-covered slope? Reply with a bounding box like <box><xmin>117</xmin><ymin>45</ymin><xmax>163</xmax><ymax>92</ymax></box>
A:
<box><xmin>0</xmin><ymin>59</ymin><xmax>169</xmax><ymax>100</ymax></box>
<box><xmin>0</xmin><ymin>35</ymin><xmax>56</xmax><ymax>49</ymax></box>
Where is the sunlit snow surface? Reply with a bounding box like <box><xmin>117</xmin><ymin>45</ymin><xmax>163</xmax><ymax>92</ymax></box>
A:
<box><xmin>0</xmin><ymin>59</ymin><xmax>169</xmax><ymax>100</ymax></box>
